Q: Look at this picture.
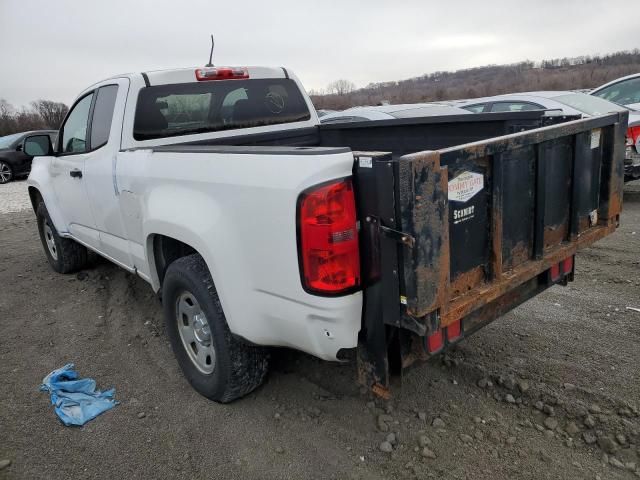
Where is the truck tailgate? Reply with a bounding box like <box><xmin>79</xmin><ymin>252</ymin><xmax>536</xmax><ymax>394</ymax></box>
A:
<box><xmin>354</xmin><ymin>112</ymin><xmax>627</xmax><ymax>392</ymax></box>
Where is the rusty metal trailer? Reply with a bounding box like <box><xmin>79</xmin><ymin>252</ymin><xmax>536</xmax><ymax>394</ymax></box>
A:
<box><xmin>346</xmin><ymin>112</ymin><xmax>627</xmax><ymax>396</ymax></box>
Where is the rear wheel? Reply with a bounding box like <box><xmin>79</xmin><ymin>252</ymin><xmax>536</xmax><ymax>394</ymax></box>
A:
<box><xmin>162</xmin><ymin>254</ymin><xmax>269</xmax><ymax>402</ymax></box>
<box><xmin>36</xmin><ymin>202</ymin><xmax>88</xmax><ymax>273</ymax></box>
<box><xmin>0</xmin><ymin>161</ymin><xmax>12</xmax><ymax>184</ymax></box>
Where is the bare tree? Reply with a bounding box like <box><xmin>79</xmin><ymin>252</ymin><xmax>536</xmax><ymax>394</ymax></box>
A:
<box><xmin>311</xmin><ymin>49</ymin><xmax>640</xmax><ymax>111</ymax></box>
<box><xmin>31</xmin><ymin>100</ymin><xmax>68</xmax><ymax>129</ymax></box>
<box><xmin>327</xmin><ymin>79</ymin><xmax>356</xmax><ymax>96</ymax></box>
<box><xmin>0</xmin><ymin>99</ymin><xmax>69</xmax><ymax>136</ymax></box>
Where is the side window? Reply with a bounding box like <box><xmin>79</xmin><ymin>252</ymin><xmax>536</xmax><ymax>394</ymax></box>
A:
<box><xmin>61</xmin><ymin>94</ymin><xmax>93</xmax><ymax>154</ymax></box>
<box><xmin>463</xmin><ymin>104</ymin><xmax>486</xmax><ymax>113</ymax></box>
<box><xmin>90</xmin><ymin>85</ymin><xmax>119</xmax><ymax>149</ymax></box>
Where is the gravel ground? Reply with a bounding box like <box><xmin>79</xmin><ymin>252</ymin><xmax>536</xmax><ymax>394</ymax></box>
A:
<box><xmin>0</xmin><ymin>181</ymin><xmax>639</xmax><ymax>480</ymax></box>
<box><xmin>0</xmin><ymin>180</ymin><xmax>31</xmax><ymax>214</ymax></box>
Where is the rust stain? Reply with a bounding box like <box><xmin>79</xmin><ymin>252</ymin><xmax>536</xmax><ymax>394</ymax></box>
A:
<box><xmin>440</xmin><ymin>222</ymin><xmax>616</xmax><ymax>327</ymax></box>
<box><xmin>490</xmin><ymin>164</ymin><xmax>503</xmax><ymax>280</ymax></box>
<box><xmin>403</xmin><ymin>150</ymin><xmax>450</xmax><ymax>317</ymax></box>
<box><xmin>577</xmin><ymin>216</ymin><xmax>592</xmax><ymax>233</ymax></box>
<box><xmin>371</xmin><ymin>383</ymin><xmax>391</xmax><ymax>400</ymax></box>
<box><xmin>506</xmin><ymin>240</ymin><xmax>531</xmax><ymax>270</ymax></box>
<box><xmin>544</xmin><ymin>224</ymin><xmax>567</xmax><ymax>250</ymax></box>
<box><xmin>450</xmin><ymin>266</ymin><xmax>486</xmax><ymax>299</ymax></box>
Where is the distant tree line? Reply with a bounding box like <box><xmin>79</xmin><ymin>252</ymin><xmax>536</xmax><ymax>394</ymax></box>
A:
<box><xmin>311</xmin><ymin>49</ymin><xmax>640</xmax><ymax>110</ymax></box>
<box><xmin>0</xmin><ymin>99</ymin><xmax>69</xmax><ymax>137</ymax></box>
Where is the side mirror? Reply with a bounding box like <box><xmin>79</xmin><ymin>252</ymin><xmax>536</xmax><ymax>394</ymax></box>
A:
<box><xmin>24</xmin><ymin>135</ymin><xmax>53</xmax><ymax>157</ymax></box>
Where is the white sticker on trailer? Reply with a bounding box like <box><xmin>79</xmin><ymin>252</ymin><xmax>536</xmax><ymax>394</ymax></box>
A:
<box><xmin>448</xmin><ymin>171</ymin><xmax>484</xmax><ymax>203</ymax></box>
<box><xmin>591</xmin><ymin>129</ymin><xmax>601</xmax><ymax>149</ymax></box>
<box><xmin>359</xmin><ymin>156</ymin><xmax>373</xmax><ymax>168</ymax></box>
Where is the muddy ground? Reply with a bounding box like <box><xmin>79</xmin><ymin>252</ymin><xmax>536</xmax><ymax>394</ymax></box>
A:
<box><xmin>1</xmin><ymin>181</ymin><xmax>639</xmax><ymax>480</ymax></box>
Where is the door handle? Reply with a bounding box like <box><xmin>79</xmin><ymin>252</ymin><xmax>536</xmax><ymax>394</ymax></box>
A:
<box><xmin>70</xmin><ymin>169</ymin><xmax>83</xmax><ymax>179</ymax></box>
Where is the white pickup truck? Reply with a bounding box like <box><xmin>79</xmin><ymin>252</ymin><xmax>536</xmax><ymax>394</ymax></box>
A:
<box><xmin>25</xmin><ymin>65</ymin><xmax>627</xmax><ymax>402</ymax></box>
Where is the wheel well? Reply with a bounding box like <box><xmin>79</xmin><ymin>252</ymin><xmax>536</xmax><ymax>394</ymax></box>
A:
<box><xmin>152</xmin><ymin>235</ymin><xmax>198</xmax><ymax>286</ymax></box>
<box><xmin>28</xmin><ymin>187</ymin><xmax>42</xmax><ymax>213</ymax></box>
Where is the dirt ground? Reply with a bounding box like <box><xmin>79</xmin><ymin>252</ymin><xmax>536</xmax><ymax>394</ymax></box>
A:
<box><xmin>1</xmin><ymin>180</ymin><xmax>639</xmax><ymax>480</ymax></box>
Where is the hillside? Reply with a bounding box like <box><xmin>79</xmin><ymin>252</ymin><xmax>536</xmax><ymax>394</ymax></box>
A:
<box><xmin>310</xmin><ymin>49</ymin><xmax>640</xmax><ymax>110</ymax></box>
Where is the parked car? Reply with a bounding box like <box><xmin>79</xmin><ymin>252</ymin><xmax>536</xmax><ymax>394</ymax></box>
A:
<box><xmin>456</xmin><ymin>91</ymin><xmax>629</xmax><ymax>116</ymax></box>
<box><xmin>320</xmin><ymin>103</ymin><xmax>472</xmax><ymax>123</ymax></box>
<box><xmin>0</xmin><ymin>130</ymin><xmax>57</xmax><ymax>184</ymax></box>
<box><xmin>458</xmin><ymin>92</ymin><xmax>640</xmax><ymax>182</ymax></box>
<box><xmin>591</xmin><ymin>73</ymin><xmax>640</xmax><ymax>110</ymax></box>
<box><xmin>591</xmin><ymin>74</ymin><xmax>640</xmax><ymax>181</ymax></box>
<box><xmin>24</xmin><ymin>65</ymin><xmax>626</xmax><ymax>403</ymax></box>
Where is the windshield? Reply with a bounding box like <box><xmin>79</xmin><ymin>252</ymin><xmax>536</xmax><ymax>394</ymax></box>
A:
<box><xmin>0</xmin><ymin>133</ymin><xmax>23</xmax><ymax>149</ymax></box>
<box><xmin>592</xmin><ymin>77</ymin><xmax>640</xmax><ymax>106</ymax></box>
<box><xmin>133</xmin><ymin>78</ymin><xmax>311</xmax><ymax>141</ymax></box>
<box><xmin>551</xmin><ymin>93</ymin><xmax>628</xmax><ymax>116</ymax></box>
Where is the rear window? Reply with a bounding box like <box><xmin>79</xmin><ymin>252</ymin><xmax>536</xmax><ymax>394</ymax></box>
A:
<box><xmin>133</xmin><ymin>78</ymin><xmax>311</xmax><ymax>140</ymax></box>
<box><xmin>551</xmin><ymin>93</ymin><xmax>627</xmax><ymax>116</ymax></box>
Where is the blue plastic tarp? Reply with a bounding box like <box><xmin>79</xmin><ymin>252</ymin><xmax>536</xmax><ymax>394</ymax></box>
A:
<box><xmin>40</xmin><ymin>364</ymin><xmax>118</xmax><ymax>426</ymax></box>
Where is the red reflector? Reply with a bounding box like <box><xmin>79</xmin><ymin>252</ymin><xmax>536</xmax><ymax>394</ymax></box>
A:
<box><xmin>627</xmin><ymin>126</ymin><xmax>640</xmax><ymax>147</ymax></box>
<box><xmin>447</xmin><ymin>320</ymin><xmax>462</xmax><ymax>342</ymax></box>
<box><xmin>298</xmin><ymin>178</ymin><xmax>360</xmax><ymax>295</ymax></box>
<box><xmin>561</xmin><ymin>256</ymin><xmax>573</xmax><ymax>275</ymax></box>
<box><xmin>195</xmin><ymin>67</ymin><xmax>249</xmax><ymax>81</ymax></box>
<box><xmin>550</xmin><ymin>264</ymin><xmax>560</xmax><ymax>281</ymax></box>
<box><xmin>426</xmin><ymin>329</ymin><xmax>444</xmax><ymax>353</ymax></box>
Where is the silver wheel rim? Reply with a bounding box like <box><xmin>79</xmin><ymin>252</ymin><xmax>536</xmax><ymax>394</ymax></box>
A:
<box><xmin>42</xmin><ymin>218</ymin><xmax>58</xmax><ymax>260</ymax></box>
<box><xmin>0</xmin><ymin>163</ymin><xmax>11</xmax><ymax>183</ymax></box>
<box><xmin>176</xmin><ymin>292</ymin><xmax>215</xmax><ymax>374</ymax></box>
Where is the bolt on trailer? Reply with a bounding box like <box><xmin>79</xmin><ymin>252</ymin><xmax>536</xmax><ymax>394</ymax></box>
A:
<box><xmin>350</xmin><ymin>112</ymin><xmax>627</xmax><ymax>396</ymax></box>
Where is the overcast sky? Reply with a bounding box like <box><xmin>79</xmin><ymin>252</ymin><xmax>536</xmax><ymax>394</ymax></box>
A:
<box><xmin>0</xmin><ymin>0</ymin><xmax>637</xmax><ymax>107</ymax></box>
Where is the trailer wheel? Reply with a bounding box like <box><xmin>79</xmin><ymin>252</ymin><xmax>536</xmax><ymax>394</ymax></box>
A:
<box><xmin>36</xmin><ymin>202</ymin><xmax>88</xmax><ymax>273</ymax></box>
<box><xmin>162</xmin><ymin>253</ymin><xmax>269</xmax><ymax>402</ymax></box>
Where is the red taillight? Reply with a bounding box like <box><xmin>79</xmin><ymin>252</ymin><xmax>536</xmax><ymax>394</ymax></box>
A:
<box><xmin>626</xmin><ymin>126</ymin><xmax>640</xmax><ymax>147</ymax></box>
<box><xmin>298</xmin><ymin>178</ymin><xmax>360</xmax><ymax>295</ymax></box>
<box><xmin>561</xmin><ymin>256</ymin><xmax>573</xmax><ymax>275</ymax></box>
<box><xmin>446</xmin><ymin>320</ymin><xmax>462</xmax><ymax>342</ymax></box>
<box><xmin>195</xmin><ymin>67</ymin><xmax>249</xmax><ymax>81</ymax></box>
<box><xmin>426</xmin><ymin>329</ymin><xmax>444</xmax><ymax>354</ymax></box>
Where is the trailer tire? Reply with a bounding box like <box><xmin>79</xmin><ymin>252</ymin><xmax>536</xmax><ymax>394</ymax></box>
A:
<box><xmin>36</xmin><ymin>202</ymin><xmax>88</xmax><ymax>273</ymax></box>
<box><xmin>162</xmin><ymin>253</ymin><xmax>269</xmax><ymax>403</ymax></box>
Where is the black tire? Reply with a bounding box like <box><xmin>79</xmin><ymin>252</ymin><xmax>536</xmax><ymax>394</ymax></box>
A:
<box><xmin>0</xmin><ymin>161</ymin><xmax>13</xmax><ymax>184</ymax></box>
<box><xmin>162</xmin><ymin>254</ymin><xmax>269</xmax><ymax>402</ymax></box>
<box><xmin>36</xmin><ymin>201</ymin><xmax>88</xmax><ymax>273</ymax></box>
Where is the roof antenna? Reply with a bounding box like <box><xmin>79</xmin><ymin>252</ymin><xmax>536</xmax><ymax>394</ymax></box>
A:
<box><xmin>205</xmin><ymin>35</ymin><xmax>215</xmax><ymax>67</ymax></box>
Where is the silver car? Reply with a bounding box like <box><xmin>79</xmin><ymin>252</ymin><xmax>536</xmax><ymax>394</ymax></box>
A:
<box><xmin>456</xmin><ymin>91</ymin><xmax>630</xmax><ymax>117</ymax></box>
<box><xmin>319</xmin><ymin>103</ymin><xmax>472</xmax><ymax>123</ymax></box>
<box><xmin>591</xmin><ymin>73</ymin><xmax>640</xmax><ymax>111</ymax></box>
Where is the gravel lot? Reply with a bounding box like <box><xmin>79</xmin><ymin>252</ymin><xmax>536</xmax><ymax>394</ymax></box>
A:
<box><xmin>0</xmin><ymin>180</ymin><xmax>32</xmax><ymax>214</ymax></box>
<box><xmin>1</xmin><ymin>181</ymin><xmax>639</xmax><ymax>480</ymax></box>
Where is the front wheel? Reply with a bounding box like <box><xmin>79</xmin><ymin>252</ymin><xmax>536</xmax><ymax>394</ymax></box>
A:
<box><xmin>36</xmin><ymin>202</ymin><xmax>88</xmax><ymax>273</ymax></box>
<box><xmin>162</xmin><ymin>254</ymin><xmax>269</xmax><ymax>402</ymax></box>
